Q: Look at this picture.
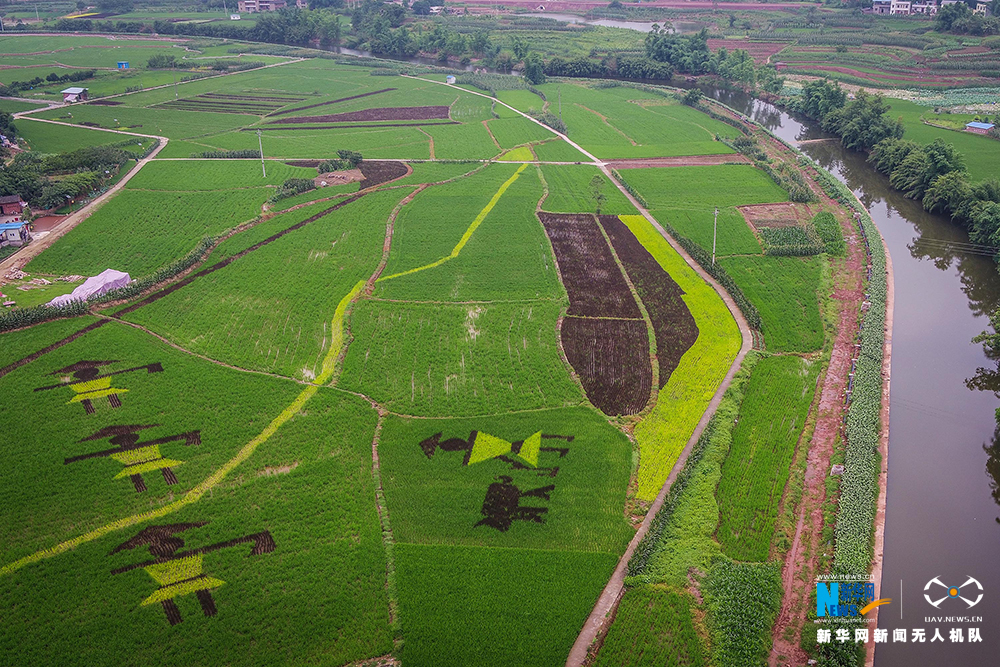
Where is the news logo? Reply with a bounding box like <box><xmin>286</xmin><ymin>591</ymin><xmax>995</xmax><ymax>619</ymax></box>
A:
<box><xmin>924</xmin><ymin>576</ymin><xmax>984</xmax><ymax>609</ymax></box>
<box><xmin>817</xmin><ymin>581</ymin><xmax>891</xmax><ymax>617</ymax></box>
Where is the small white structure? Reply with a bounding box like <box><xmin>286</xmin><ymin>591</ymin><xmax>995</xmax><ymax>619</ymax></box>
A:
<box><xmin>48</xmin><ymin>269</ymin><xmax>131</xmax><ymax>307</ymax></box>
<box><xmin>890</xmin><ymin>0</ymin><xmax>912</xmax><ymax>15</ymax></box>
<box><xmin>974</xmin><ymin>1</ymin><xmax>990</xmax><ymax>16</ymax></box>
<box><xmin>61</xmin><ymin>87</ymin><xmax>88</xmax><ymax>103</ymax></box>
<box><xmin>446</xmin><ymin>75</ymin><xmax>457</xmax><ymax>85</ymax></box>
<box><xmin>0</xmin><ymin>221</ymin><xmax>29</xmax><ymax>247</ymax></box>
<box><xmin>230</xmin><ymin>13</ymin><xmax>241</xmax><ymax>20</ymax></box>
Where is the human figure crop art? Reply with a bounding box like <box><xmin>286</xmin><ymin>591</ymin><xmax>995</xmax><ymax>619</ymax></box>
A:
<box><xmin>35</xmin><ymin>360</ymin><xmax>164</xmax><ymax>414</ymax></box>
<box><xmin>66</xmin><ymin>424</ymin><xmax>201</xmax><ymax>492</ymax></box>
<box><xmin>111</xmin><ymin>522</ymin><xmax>275</xmax><ymax>626</ymax></box>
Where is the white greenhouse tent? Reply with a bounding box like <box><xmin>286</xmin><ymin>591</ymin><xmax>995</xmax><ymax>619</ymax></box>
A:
<box><xmin>48</xmin><ymin>269</ymin><xmax>131</xmax><ymax>307</ymax></box>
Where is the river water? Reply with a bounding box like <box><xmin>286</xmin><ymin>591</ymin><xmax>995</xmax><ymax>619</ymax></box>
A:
<box><xmin>700</xmin><ymin>86</ymin><xmax>1000</xmax><ymax>665</ymax></box>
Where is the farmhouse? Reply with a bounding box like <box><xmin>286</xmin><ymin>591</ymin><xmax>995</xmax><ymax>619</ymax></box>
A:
<box><xmin>0</xmin><ymin>221</ymin><xmax>29</xmax><ymax>247</ymax></box>
<box><xmin>61</xmin><ymin>87</ymin><xmax>88</xmax><ymax>103</ymax></box>
<box><xmin>0</xmin><ymin>194</ymin><xmax>26</xmax><ymax>224</ymax></box>
<box><xmin>890</xmin><ymin>1</ymin><xmax>912</xmax><ymax>15</ymax></box>
<box><xmin>966</xmin><ymin>121</ymin><xmax>996</xmax><ymax>135</ymax></box>
<box><xmin>911</xmin><ymin>0</ymin><xmax>938</xmax><ymax>14</ymax></box>
<box><xmin>974</xmin><ymin>1</ymin><xmax>990</xmax><ymax>15</ymax></box>
<box><xmin>871</xmin><ymin>0</ymin><xmax>892</xmax><ymax>14</ymax></box>
<box><xmin>236</xmin><ymin>0</ymin><xmax>306</xmax><ymax>12</ymax></box>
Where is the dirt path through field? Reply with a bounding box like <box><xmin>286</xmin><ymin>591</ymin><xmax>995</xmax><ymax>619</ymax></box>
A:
<box><xmin>482</xmin><ymin>119</ymin><xmax>502</xmax><ymax>150</ymax></box>
<box><xmin>0</xmin><ymin>121</ymin><xmax>168</xmax><ymax>276</ymax></box>
<box><xmin>576</xmin><ymin>103</ymin><xmax>637</xmax><ymax>146</ymax></box>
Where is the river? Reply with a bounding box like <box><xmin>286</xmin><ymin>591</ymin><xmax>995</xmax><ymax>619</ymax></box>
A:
<box><xmin>698</xmin><ymin>85</ymin><xmax>1000</xmax><ymax>665</ymax></box>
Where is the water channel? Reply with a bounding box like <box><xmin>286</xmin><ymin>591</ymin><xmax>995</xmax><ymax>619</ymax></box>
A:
<box><xmin>700</xmin><ymin>86</ymin><xmax>1000</xmax><ymax>665</ymax></box>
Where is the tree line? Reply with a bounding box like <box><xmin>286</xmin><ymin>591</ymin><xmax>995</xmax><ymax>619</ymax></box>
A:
<box><xmin>0</xmin><ymin>144</ymin><xmax>138</xmax><ymax>210</ymax></box>
<box><xmin>796</xmin><ymin>79</ymin><xmax>1000</xmax><ymax>256</ymax></box>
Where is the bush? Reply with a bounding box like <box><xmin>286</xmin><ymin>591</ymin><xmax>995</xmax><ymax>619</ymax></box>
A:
<box><xmin>270</xmin><ymin>178</ymin><xmax>315</xmax><ymax>202</ymax></box>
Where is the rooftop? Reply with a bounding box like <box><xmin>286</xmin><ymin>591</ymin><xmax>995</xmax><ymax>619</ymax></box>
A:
<box><xmin>61</xmin><ymin>87</ymin><xmax>87</xmax><ymax>94</ymax></box>
<box><xmin>0</xmin><ymin>222</ymin><xmax>27</xmax><ymax>231</ymax></box>
<box><xmin>0</xmin><ymin>194</ymin><xmax>25</xmax><ymax>204</ymax></box>
<box><xmin>967</xmin><ymin>122</ymin><xmax>996</xmax><ymax>130</ymax></box>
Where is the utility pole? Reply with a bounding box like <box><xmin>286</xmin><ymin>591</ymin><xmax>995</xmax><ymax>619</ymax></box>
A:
<box><xmin>712</xmin><ymin>207</ymin><xmax>718</xmax><ymax>266</ymax></box>
<box><xmin>173</xmin><ymin>71</ymin><xmax>178</xmax><ymax>99</ymax></box>
<box><xmin>257</xmin><ymin>129</ymin><xmax>266</xmax><ymax>178</ymax></box>
<box><xmin>558</xmin><ymin>85</ymin><xmax>562</xmax><ymax>124</ymax></box>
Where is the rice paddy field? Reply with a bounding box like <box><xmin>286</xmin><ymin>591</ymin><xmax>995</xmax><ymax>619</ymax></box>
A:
<box><xmin>0</xmin><ymin>36</ymin><xmax>844</xmax><ymax>667</ymax></box>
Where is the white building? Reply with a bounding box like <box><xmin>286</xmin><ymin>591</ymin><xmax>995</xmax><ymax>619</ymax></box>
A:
<box><xmin>890</xmin><ymin>0</ymin><xmax>913</xmax><ymax>15</ymax></box>
<box><xmin>872</xmin><ymin>0</ymin><xmax>892</xmax><ymax>15</ymax></box>
<box><xmin>974</xmin><ymin>1</ymin><xmax>991</xmax><ymax>16</ymax></box>
<box><xmin>911</xmin><ymin>1</ymin><xmax>938</xmax><ymax>15</ymax></box>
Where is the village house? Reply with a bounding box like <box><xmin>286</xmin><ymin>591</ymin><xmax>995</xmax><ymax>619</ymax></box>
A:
<box><xmin>0</xmin><ymin>222</ymin><xmax>29</xmax><ymax>247</ymax></box>
<box><xmin>890</xmin><ymin>0</ymin><xmax>913</xmax><ymax>15</ymax></box>
<box><xmin>966</xmin><ymin>121</ymin><xmax>996</xmax><ymax>135</ymax></box>
<box><xmin>61</xmin><ymin>87</ymin><xmax>88</xmax><ymax>103</ymax></box>
<box><xmin>871</xmin><ymin>0</ymin><xmax>892</xmax><ymax>15</ymax></box>
<box><xmin>0</xmin><ymin>194</ymin><xmax>26</xmax><ymax>224</ymax></box>
<box><xmin>974</xmin><ymin>1</ymin><xmax>991</xmax><ymax>15</ymax></box>
<box><xmin>911</xmin><ymin>0</ymin><xmax>939</xmax><ymax>15</ymax></box>
<box><xmin>236</xmin><ymin>0</ymin><xmax>306</xmax><ymax>12</ymax></box>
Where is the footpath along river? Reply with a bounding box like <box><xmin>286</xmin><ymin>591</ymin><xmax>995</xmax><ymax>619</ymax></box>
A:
<box><xmin>697</xmin><ymin>86</ymin><xmax>1000</xmax><ymax>665</ymax></box>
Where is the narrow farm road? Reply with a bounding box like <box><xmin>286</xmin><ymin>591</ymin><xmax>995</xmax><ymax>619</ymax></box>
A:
<box><xmin>404</xmin><ymin>76</ymin><xmax>753</xmax><ymax>667</ymax></box>
<box><xmin>0</xmin><ymin>118</ymin><xmax>168</xmax><ymax>275</ymax></box>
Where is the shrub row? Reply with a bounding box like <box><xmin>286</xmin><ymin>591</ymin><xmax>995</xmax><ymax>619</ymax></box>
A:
<box><xmin>0</xmin><ymin>235</ymin><xmax>217</xmax><ymax>333</ymax></box>
<box><xmin>194</xmin><ymin>149</ymin><xmax>261</xmax><ymax>159</ymax></box>
<box><xmin>811</xmin><ymin>167</ymin><xmax>887</xmax><ymax>577</ymax></box>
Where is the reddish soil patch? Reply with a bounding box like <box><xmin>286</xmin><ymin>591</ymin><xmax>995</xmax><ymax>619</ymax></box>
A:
<box><xmin>538</xmin><ymin>212</ymin><xmax>641</xmax><ymax>319</ymax></box>
<box><xmin>778</xmin><ymin>63</ymin><xmax>981</xmax><ymax>85</ymax></box>
<box><xmin>358</xmin><ymin>160</ymin><xmax>409</xmax><ymax>188</ymax></box>
<box><xmin>561</xmin><ymin>317</ymin><xmax>652</xmax><ymax>416</ymax></box>
<box><xmin>607</xmin><ymin>154</ymin><xmax>750</xmax><ymax>169</ymax></box>
<box><xmin>707</xmin><ymin>39</ymin><xmax>787</xmax><ymax>64</ymax></box>
<box><xmin>314</xmin><ymin>168</ymin><xmax>364</xmax><ymax>189</ymax></box>
<box><xmin>31</xmin><ymin>216</ymin><xmax>68</xmax><ymax>232</ymax></box>
<box><xmin>738</xmin><ymin>202</ymin><xmax>814</xmax><ymax>231</ymax></box>
<box><xmin>600</xmin><ymin>215</ymin><xmax>698</xmax><ymax>387</ymax></box>
<box><xmin>269</xmin><ymin>88</ymin><xmax>397</xmax><ymax>118</ymax></box>
<box><xmin>948</xmin><ymin>46</ymin><xmax>990</xmax><ymax>56</ymax></box>
<box><xmin>267</xmin><ymin>106</ymin><xmax>450</xmax><ymax>125</ymax></box>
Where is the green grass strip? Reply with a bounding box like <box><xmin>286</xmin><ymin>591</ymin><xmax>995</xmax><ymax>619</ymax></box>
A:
<box><xmin>378</xmin><ymin>163</ymin><xmax>529</xmax><ymax>282</ymax></box>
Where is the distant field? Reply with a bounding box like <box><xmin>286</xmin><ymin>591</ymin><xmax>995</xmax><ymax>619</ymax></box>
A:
<box><xmin>888</xmin><ymin>99</ymin><xmax>1000</xmax><ymax>182</ymax></box>
<box><xmin>530</xmin><ymin>83</ymin><xmax>740</xmax><ymax>159</ymax></box>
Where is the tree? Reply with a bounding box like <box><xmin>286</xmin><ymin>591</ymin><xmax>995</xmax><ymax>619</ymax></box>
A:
<box><xmin>936</xmin><ymin>1</ymin><xmax>972</xmax><ymax>31</ymax></box>
<box><xmin>822</xmin><ymin>90</ymin><xmax>904</xmax><ymax>151</ymax></box>
<box><xmin>511</xmin><ymin>35</ymin><xmax>528</xmax><ymax>61</ymax></box>
<box><xmin>922</xmin><ymin>170</ymin><xmax>974</xmax><ymax>218</ymax></box>
<box><xmin>798</xmin><ymin>79</ymin><xmax>847</xmax><ymax>121</ymax></box>
<box><xmin>523</xmin><ymin>52</ymin><xmax>546</xmax><ymax>85</ymax></box>
<box><xmin>682</xmin><ymin>88</ymin><xmax>703</xmax><ymax>106</ymax></box>
<box><xmin>470</xmin><ymin>29</ymin><xmax>490</xmax><ymax>55</ymax></box>
<box><xmin>590</xmin><ymin>174</ymin><xmax>606</xmax><ymax>214</ymax></box>
<box><xmin>411</xmin><ymin>0</ymin><xmax>431</xmax><ymax>14</ymax></box>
